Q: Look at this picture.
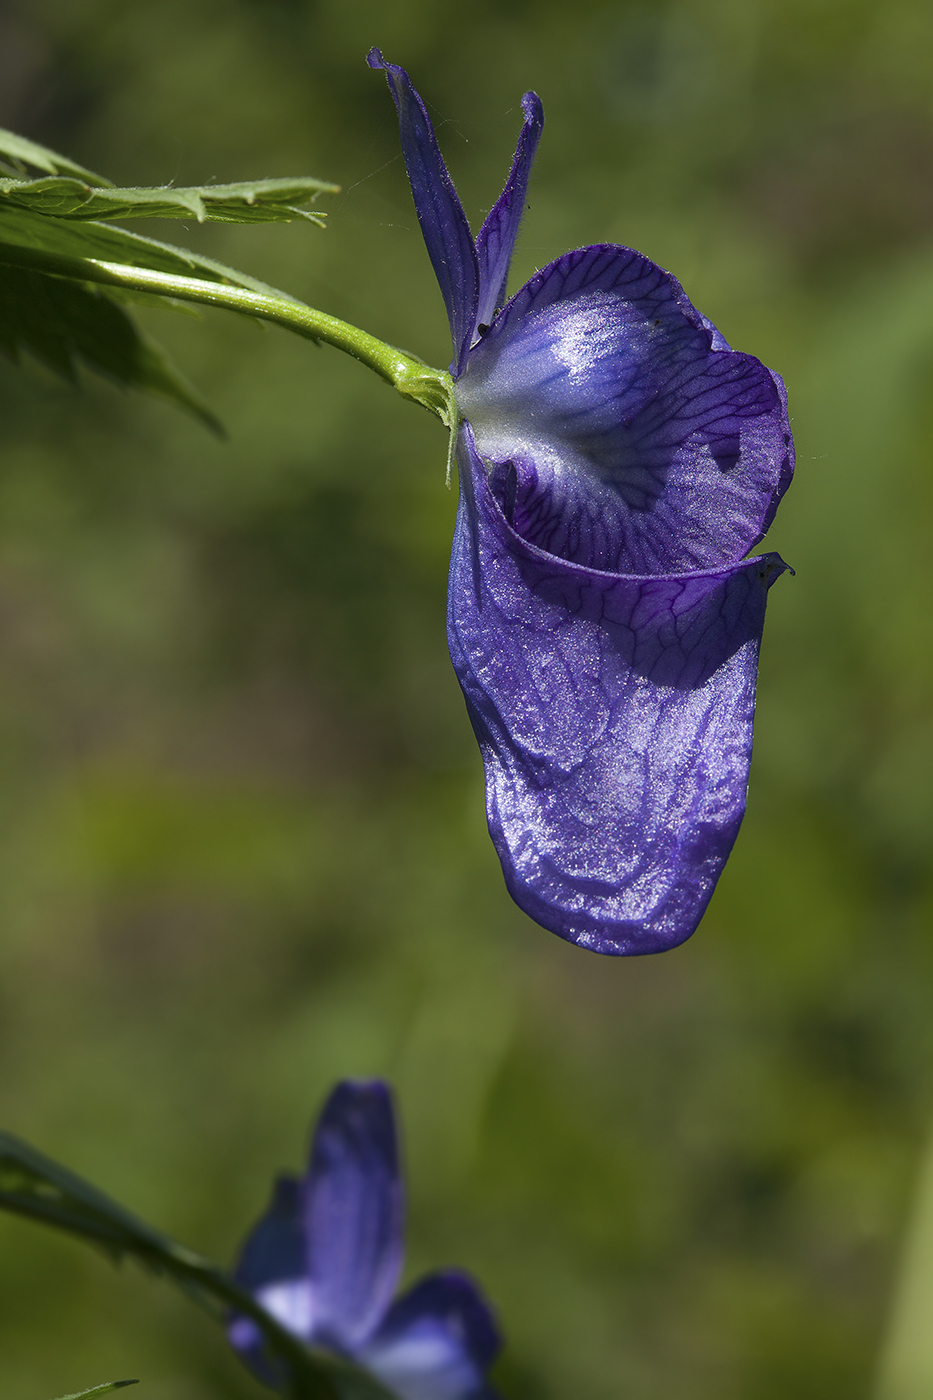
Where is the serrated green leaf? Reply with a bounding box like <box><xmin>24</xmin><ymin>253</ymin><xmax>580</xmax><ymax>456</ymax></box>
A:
<box><xmin>0</xmin><ymin>174</ymin><xmax>337</xmax><ymax>225</ymax></box>
<box><xmin>0</xmin><ymin>1133</ymin><xmax>396</xmax><ymax>1400</ymax></box>
<box><xmin>0</xmin><ymin>205</ymin><xmax>299</xmax><ymax>296</ymax></box>
<box><xmin>0</xmin><ymin>265</ymin><xmax>223</xmax><ymax>434</ymax></box>
<box><xmin>0</xmin><ymin>126</ymin><xmax>343</xmax><ymax>429</ymax></box>
<box><xmin>0</xmin><ymin>127</ymin><xmax>110</xmax><ymax>185</ymax></box>
<box><xmin>52</xmin><ymin>1381</ymin><xmax>139</xmax><ymax>1400</ymax></box>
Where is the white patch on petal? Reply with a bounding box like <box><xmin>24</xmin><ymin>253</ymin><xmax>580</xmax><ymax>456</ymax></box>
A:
<box><xmin>256</xmin><ymin>1278</ymin><xmax>317</xmax><ymax>1339</ymax></box>
<box><xmin>363</xmin><ymin>1324</ymin><xmax>479</xmax><ymax>1400</ymax></box>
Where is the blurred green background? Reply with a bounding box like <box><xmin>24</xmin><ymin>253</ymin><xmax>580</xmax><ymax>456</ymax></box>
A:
<box><xmin>0</xmin><ymin>1</ymin><xmax>932</xmax><ymax>1397</ymax></box>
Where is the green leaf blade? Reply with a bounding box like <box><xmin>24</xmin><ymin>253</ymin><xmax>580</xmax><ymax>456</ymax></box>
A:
<box><xmin>0</xmin><ymin>127</ymin><xmax>111</xmax><ymax>185</ymax></box>
<box><xmin>0</xmin><ymin>205</ymin><xmax>304</xmax><ymax>297</ymax></box>
<box><xmin>0</xmin><ymin>123</ymin><xmax>343</xmax><ymax>429</ymax></box>
<box><xmin>52</xmin><ymin>1382</ymin><xmax>139</xmax><ymax>1400</ymax></box>
<box><xmin>0</xmin><ymin>264</ymin><xmax>223</xmax><ymax>434</ymax></box>
<box><xmin>0</xmin><ymin>174</ymin><xmax>337</xmax><ymax>225</ymax></box>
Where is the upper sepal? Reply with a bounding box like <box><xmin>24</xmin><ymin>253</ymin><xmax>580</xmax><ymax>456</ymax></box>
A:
<box><xmin>368</xmin><ymin>49</ymin><xmax>479</xmax><ymax>372</ymax></box>
<box><xmin>473</xmin><ymin>92</ymin><xmax>543</xmax><ymax>339</ymax></box>
<box><xmin>304</xmin><ymin>1079</ymin><xmax>404</xmax><ymax>1351</ymax></box>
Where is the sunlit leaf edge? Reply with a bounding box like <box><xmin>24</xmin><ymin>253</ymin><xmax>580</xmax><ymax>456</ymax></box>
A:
<box><xmin>0</xmin><ymin>174</ymin><xmax>338</xmax><ymax>226</ymax></box>
<box><xmin>52</xmin><ymin>1381</ymin><xmax>139</xmax><ymax>1400</ymax></box>
<box><xmin>0</xmin><ymin>205</ymin><xmax>303</xmax><ymax>298</ymax></box>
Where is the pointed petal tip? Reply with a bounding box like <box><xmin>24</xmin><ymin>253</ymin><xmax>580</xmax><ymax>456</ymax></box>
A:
<box><xmin>751</xmin><ymin>551</ymin><xmax>793</xmax><ymax>588</ymax></box>
<box><xmin>521</xmin><ymin>91</ymin><xmax>544</xmax><ymax>126</ymax></box>
<box><xmin>327</xmin><ymin>1077</ymin><xmax>393</xmax><ymax>1109</ymax></box>
<box><xmin>472</xmin><ymin>89</ymin><xmax>545</xmax><ymax>341</ymax></box>
<box><xmin>368</xmin><ymin>49</ymin><xmax>479</xmax><ymax>367</ymax></box>
<box><xmin>316</xmin><ymin>1080</ymin><xmax>397</xmax><ymax>1158</ymax></box>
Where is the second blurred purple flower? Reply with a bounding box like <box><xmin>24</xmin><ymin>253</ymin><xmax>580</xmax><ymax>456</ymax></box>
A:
<box><xmin>228</xmin><ymin>1080</ymin><xmax>500</xmax><ymax>1400</ymax></box>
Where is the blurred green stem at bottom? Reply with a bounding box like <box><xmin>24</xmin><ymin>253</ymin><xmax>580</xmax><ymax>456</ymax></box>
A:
<box><xmin>874</xmin><ymin>1125</ymin><xmax>933</xmax><ymax>1400</ymax></box>
<box><xmin>53</xmin><ymin>1382</ymin><xmax>139</xmax><ymax>1400</ymax></box>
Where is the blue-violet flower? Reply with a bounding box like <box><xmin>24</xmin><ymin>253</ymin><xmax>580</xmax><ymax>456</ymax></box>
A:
<box><xmin>368</xmin><ymin>51</ymin><xmax>794</xmax><ymax>956</ymax></box>
<box><xmin>228</xmin><ymin>1079</ymin><xmax>501</xmax><ymax>1400</ymax></box>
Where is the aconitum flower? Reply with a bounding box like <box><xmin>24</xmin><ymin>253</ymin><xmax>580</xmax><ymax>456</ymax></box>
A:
<box><xmin>369</xmin><ymin>51</ymin><xmax>794</xmax><ymax>956</ymax></box>
<box><xmin>228</xmin><ymin>1080</ymin><xmax>501</xmax><ymax>1400</ymax></box>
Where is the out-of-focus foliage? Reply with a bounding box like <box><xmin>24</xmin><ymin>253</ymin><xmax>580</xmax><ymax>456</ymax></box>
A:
<box><xmin>0</xmin><ymin>262</ymin><xmax>224</xmax><ymax>433</ymax></box>
<box><xmin>0</xmin><ymin>2</ymin><xmax>930</xmax><ymax>1400</ymax></box>
<box><xmin>0</xmin><ymin>125</ymin><xmax>104</xmax><ymax>181</ymax></box>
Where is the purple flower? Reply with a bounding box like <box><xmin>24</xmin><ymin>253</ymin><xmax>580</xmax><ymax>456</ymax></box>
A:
<box><xmin>228</xmin><ymin>1080</ymin><xmax>501</xmax><ymax>1400</ymax></box>
<box><xmin>368</xmin><ymin>51</ymin><xmax>795</xmax><ymax>956</ymax></box>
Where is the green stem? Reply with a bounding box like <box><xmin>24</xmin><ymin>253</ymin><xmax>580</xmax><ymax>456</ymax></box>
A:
<box><xmin>0</xmin><ymin>240</ymin><xmax>456</xmax><ymax>428</ymax></box>
<box><xmin>874</xmin><ymin>1126</ymin><xmax>933</xmax><ymax>1400</ymax></box>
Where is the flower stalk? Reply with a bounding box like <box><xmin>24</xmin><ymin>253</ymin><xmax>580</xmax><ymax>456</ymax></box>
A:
<box><xmin>0</xmin><ymin>239</ymin><xmax>456</xmax><ymax>429</ymax></box>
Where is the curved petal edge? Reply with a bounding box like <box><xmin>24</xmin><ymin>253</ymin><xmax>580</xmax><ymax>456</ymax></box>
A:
<box><xmin>363</xmin><ymin>1270</ymin><xmax>502</xmax><ymax>1400</ymax></box>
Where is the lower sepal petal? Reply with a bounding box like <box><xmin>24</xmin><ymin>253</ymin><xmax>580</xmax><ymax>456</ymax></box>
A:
<box><xmin>448</xmin><ymin>424</ymin><xmax>789</xmax><ymax>955</ymax></box>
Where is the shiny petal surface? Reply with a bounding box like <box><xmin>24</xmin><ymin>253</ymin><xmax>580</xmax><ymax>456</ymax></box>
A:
<box><xmin>368</xmin><ymin>49</ymin><xmax>478</xmax><ymax>372</ymax></box>
<box><xmin>448</xmin><ymin>426</ymin><xmax>789</xmax><ymax>955</ymax></box>
<box><xmin>456</xmin><ymin>245</ymin><xmax>794</xmax><ymax>575</ymax></box>
<box><xmin>362</xmin><ymin>1271</ymin><xmax>501</xmax><ymax>1400</ymax></box>
<box><xmin>305</xmin><ymin>1080</ymin><xmax>404</xmax><ymax>1351</ymax></box>
<box><xmin>473</xmin><ymin>93</ymin><xmax>544</xmax><ymax>338</ymax></box>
